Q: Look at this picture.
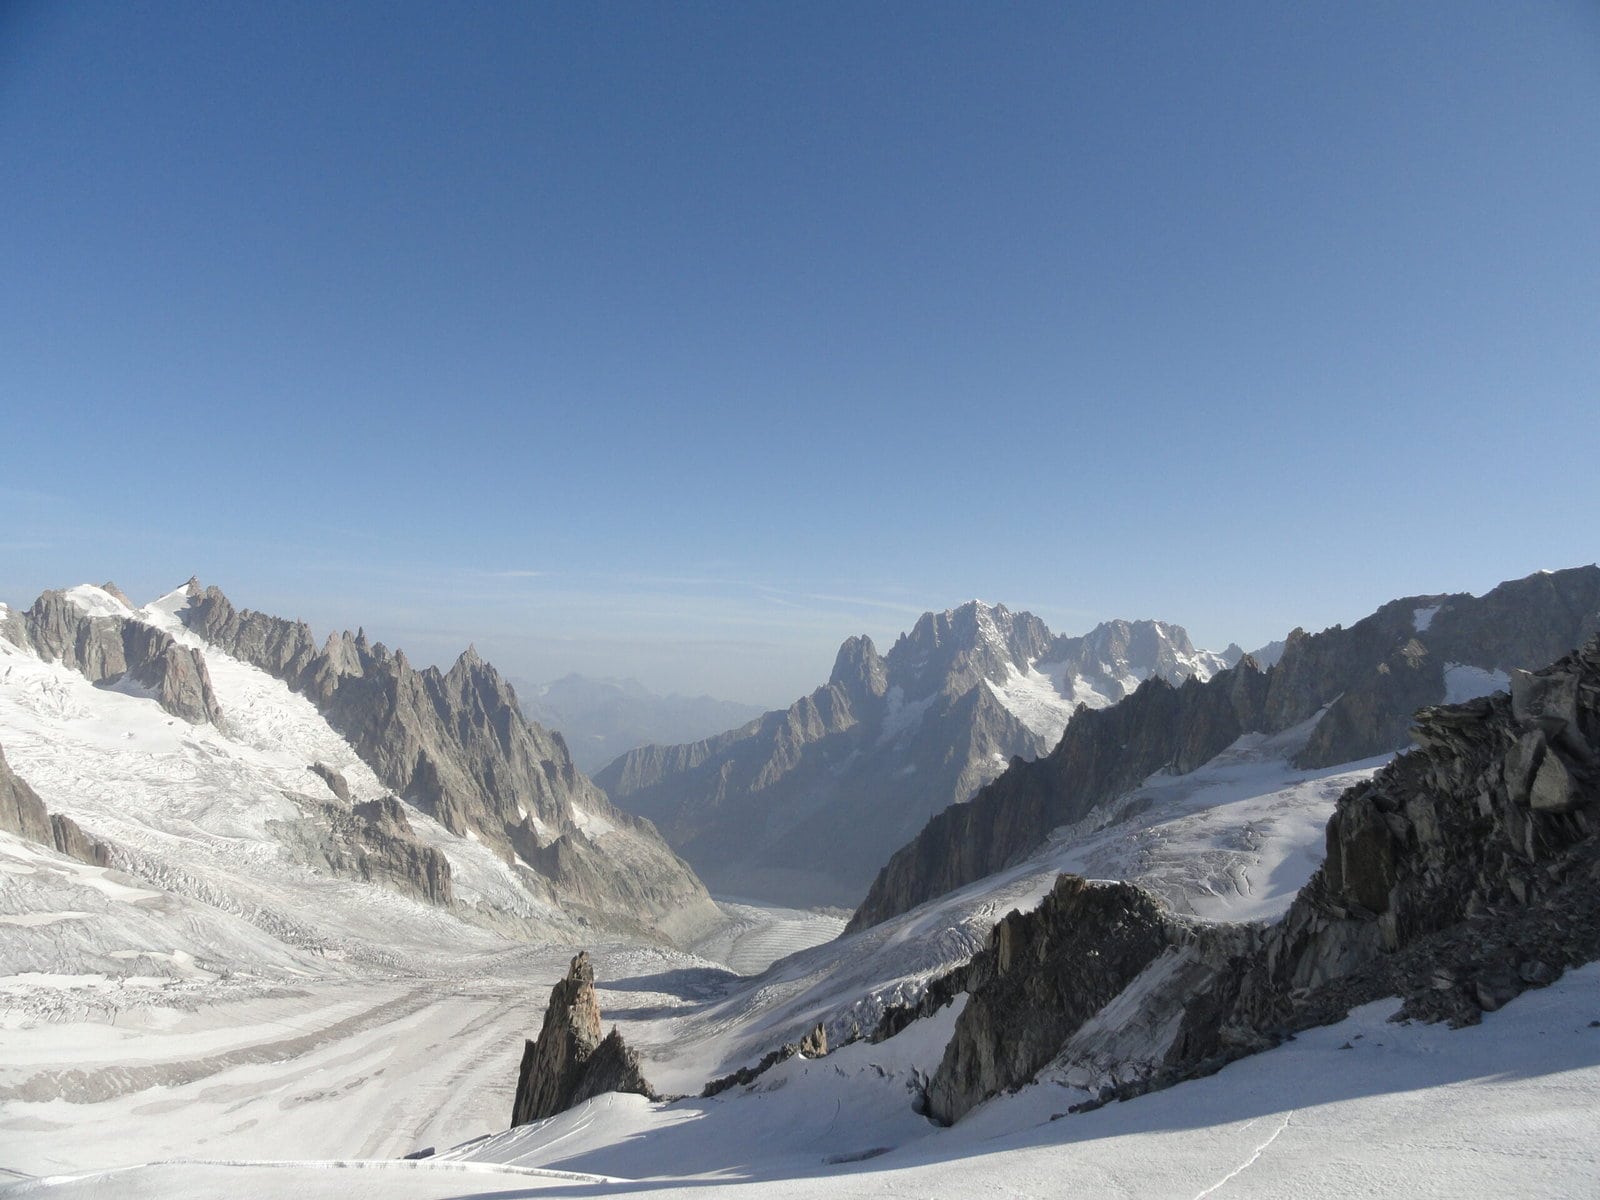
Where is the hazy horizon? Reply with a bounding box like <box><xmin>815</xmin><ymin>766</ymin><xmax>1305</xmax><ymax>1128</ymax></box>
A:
<box><xmin>4</xmin><ymin>2</ymin><xmax>1596</xmax><ymax>706</ymax></box>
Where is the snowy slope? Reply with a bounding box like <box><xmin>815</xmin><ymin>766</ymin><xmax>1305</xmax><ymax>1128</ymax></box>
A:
<box><xmin>9</xmin><ymin>963</ymin><xmax>1598</xmax><ymax>1197</ymax></box>
<box><xmin>9</xmin><ymin>601</ymin><xmax>1573</xmax><ymax>1196</ymax></box>
<box><xmin>985</xmin><ymin>628</ymin><xmax>1232</xmax><ymax>745</ymax></box>
<box><xmin>0</xmin><ymin>585</ymin><xmax>574</xmax><ymax>977</ymax></box>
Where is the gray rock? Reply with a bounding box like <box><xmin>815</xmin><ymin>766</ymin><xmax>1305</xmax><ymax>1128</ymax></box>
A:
<box><xmin>309</xmin><ymin>762</ymin><xmax>351</xmax><ymax>803</ymax></box>
<box><xmin>179</xmin><ymin>583</ymin><xmax>719</xmax><ymax>944</ymax></box>
<box><xmin>510</xmin><ymin>951</ymin><xmax>655</xmax><ymax>1125</ymax></box>
<box><xmin>848</xmin><ymin>566</ymin><xmax>1600</xmax><ymax>933</ymax></box>
<box><xmin>915</xmin><ymin>635</ymin><xmax>1600</xmax><ymax>1122</ymax></box>
<box><xmin>0</xmin><ymin>741</ymin><xmax>52</xmax><ymax>845</ymax></box>
<box><xmin>0</xmin><ymin>739</ymin><xmax>113</xmax><ymax>867</ymax></box>
<box><xmin>1</xmin><ymin>589</ymin><xmax>222</xmax><ymax>725</ymax></box>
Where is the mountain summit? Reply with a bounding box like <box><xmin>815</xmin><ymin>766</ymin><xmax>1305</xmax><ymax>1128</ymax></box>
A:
<box><xmin>595</xmin><ymin>600</ymin><xmax>1230</xmax><ymax>907</ymax></box>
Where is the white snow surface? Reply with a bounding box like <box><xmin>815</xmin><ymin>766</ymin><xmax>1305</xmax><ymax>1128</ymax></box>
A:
<box><xmin>1413</xmin><ymin>604</ymin><xmax>1442</xmax><ymax>632</ymax></box>
<box><xmin>8</xmin><ymin>963</ymin><xmax>1599</xmax><ymax>1198</ymax></box>
<box><xmin>1443</xmin><ymin>662</ymin><xmax>1512</xmax><ymax>705</ymax></box>
<box><xmin>3</xmin><ymin>589</ymin><xmax>1595</xmax><ymax>1195</ymax></box>
<box><xmin>984</xmin><ymin>646</ymin><xmax>1228</xmax><ymax>746</ymax></box>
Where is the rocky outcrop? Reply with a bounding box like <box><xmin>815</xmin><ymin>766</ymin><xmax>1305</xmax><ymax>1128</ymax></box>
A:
<box><xmin>849</xmin><ymin>566</ymin><xmax>1600</xmax><ymax>932</ymax></box>
<box><xmin>0</xmin><ymin>741</ymin><xmax>112</xmax><ymax>867</ymax></box>
<box><xmin>309</xmin><ymin>762</ymin><xmax>351</xmax><ymax>803</ymax></box>
<box><xmin>599</xmin><ymin>602</ymin><xmax>1229</xmax><ymax>908</ymax></box>
<box><xmin>918</xmin><ymin>634</ymin><xmax>1600</xmax><ymax>1123</ymax></box>
<box><xmin>511</xmin><ymin>952</ymin><xmax>655</xmax><ymax>1125</ymax></box>
<box><xmin>1</xmin><ymin>588</ymin><xmax>222</xmax><ymax>725</ymax></box>
<box><xmin>0</xmin><ymin>742</ymin><xmax>52</xmax><ymax>845</ymax></box>
<box><xmin>178</xmin><ymin>582</ymin><xmax>719</xmax><ymax>943</ymax></box>
<box><xmin>925</xmin><ymin>876</ymin><xmax>1178</xmax><ymax>1123</ymax></box>
<box><xmin>269</xmin><ymin>794</ymin><xmax>453</xmax><ymax>906</ymax></box>
<box><xmin>702</xmin><ymin>1023</ymin><xmax>828</xmax><ymax>1097</ymax></box>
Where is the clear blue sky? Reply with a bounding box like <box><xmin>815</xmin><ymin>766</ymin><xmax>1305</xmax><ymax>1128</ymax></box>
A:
<box><xmin>3</xmin><ymin>1</ymin><xmax>1597</xmax><ymax>705</ymax></box>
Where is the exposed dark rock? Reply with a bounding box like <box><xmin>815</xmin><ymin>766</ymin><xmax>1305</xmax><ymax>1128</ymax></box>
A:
<box><xmin>849</xmin><ymin>567</ymin><xmax>1600</xmax><ymax>932</ymax></box>
<box><xmin>309</xmin><ymin>763</ymin><xmax>352</xmax><ymax>803</ymax></box>
<box><xmin>49</xmin><ymin>813</ymin><xmax>111</xmax><ymax>868</ymax></box>
<box><xmin>511</xmin><ymin>952</ymin><xmax>656</xmax><ymax>1125</ymax></box>
<box><xmin>178</xmin><ymin>584</ymin><xmax>718</xmax><ymax>943</ymax></box>
<box><xmin>1</xmin><ymin>589</ymin><xmax>223</xmax><ymax>725</ymax></box>
<box><xmin>701</xmin><ymin>1022</ymin><xmax>829</xmax><ymax>1097</ymax></box>
<box><xmin>918</xmin><ymin>634</ymin><xmax>1600</xmax><ymax>1123</ymax></box>
<box><xmin>848</xmin><ymin>658</ymin><xmax>1269</xmax><ymax>933</ymax></box>
<box><xmin>0</xmin><ymin>741</ymin><xmax>52</xmax><ymax>845</ymax></box>
<box><xmin>924</xmin><ymin>877</ymin><xmax>1179</xmax><ymax>1123</ymax></box>
<box><xmin>0</xmin><ymin>740</ymin><xmax>112</xmax><ymax>867</ymax></box>
<box><xmin>269</xmin><ymin>793</ymin><xmax>454</xmax><ymax>906</ymax></box>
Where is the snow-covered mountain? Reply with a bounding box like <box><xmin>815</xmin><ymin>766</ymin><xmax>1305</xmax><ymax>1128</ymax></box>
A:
<box><xmin>850</xmin><ymin>566</ymin><xmax>1600</xmax><ymax>932</ymax></box>
<box><xmin>0</xmin><ymin>580</ymin><xmax>722</xmax><ymax>963</ymax></box>
<box><xmin>6</xmin><ymin>601</ymin><xmax>1599</xmax><ymax>1197</ymax></box>
<box><xmin>514</xmin><ymin>673</ymin><xmax>764</xmax><ymax>774</ymax></box>
<box><xmin>596</xmin><ymin>601</ymin><xmax>1233</xmax><ymax>908</ymax></box>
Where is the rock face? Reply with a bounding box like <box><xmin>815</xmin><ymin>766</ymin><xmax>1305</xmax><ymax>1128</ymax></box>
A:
<box><xmin>849</xmin><ymin>566</ymin><xmax>1600</xmax><ymax>932</ymax></box>
<box><xmin>919</xmin><ymin>633</ymin><xmax>1600</xmax><ymax>1123</ymax></box>
<box><xmin>269</xmin><ymin>793</ymin><xmax>453</xmax><ymax>907</ymax></box>
<box><xmin>925</xmin><ymin>876</ymin><xmax>1177</xmax><ymax>1123</ymax></box>
<box><xmin>0</xmin><ymin>740</ymin><xmax>112</xmax><ymax>867</ymax></box>
<box><xmin>510</xmin><ymin>951</ymin><xmax>656</xmax><ymax>1126</ymax></box>
<box><xmin>0</xmin><ymin>588</ymin><xmax>222</xmax><ymax>725</ymax></box>
<box><xmin>178</xmin><ymin>582</ymin><xmax>720</xmax><ymax>944</ymax></box>
<box><xmin>598</xmin><ymin>602</ymin><xmax>1230</xmax><ymax>908</ymax></box>
<box><xmin>0</xmin><ymin>741</ymin><xmax>52</xmax><ymax>845</ymax></box>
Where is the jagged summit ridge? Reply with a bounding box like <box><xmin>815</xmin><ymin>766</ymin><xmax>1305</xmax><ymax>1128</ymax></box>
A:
<box><xmin>848</xmin><ymin>565</ymin><xmax>1600</xmax><ymax>933</ymax></box>
<box><xmin>597</xmin><ymin>600</ymin><xmax>1230</xmax><ymax>908</ymax></box>
<box><xmin>175</xmin><ymin>581</ymin><xmax>721</xmax><ymax>945</ymax></box>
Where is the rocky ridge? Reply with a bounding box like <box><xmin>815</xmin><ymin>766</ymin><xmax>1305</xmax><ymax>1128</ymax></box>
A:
<box><xmin>914</xmin><ymin>631</ymin><xmax>1600</xmax><ymax>1123</ymax></box>
<box><xmin>178</xmin><ymin>582</ymin><xmax>719</xmax><ymax>944</ymax></box>
<box><xmin>850</xmin><ymin>566</ymin><xmax>1600</xmax><ymax>932</ymax></box>
<box><xmin>0</xmin><ymin>741</ymin><xmax>110</xmax><ymax>868</ymax></box>
<box><xmin>0</xmin><ymin>586</ymin><xmax>221</xmax><ymax>725</ymax></box>
<box><xmin>598</xmin><ymin>602</ymin><xmax>1229</xmax><ymax>908</ymax></box>
<box><xmin>510</xmin><ymin>951</ymin><xmax>655</xmax><ymax>1126</ymax></box>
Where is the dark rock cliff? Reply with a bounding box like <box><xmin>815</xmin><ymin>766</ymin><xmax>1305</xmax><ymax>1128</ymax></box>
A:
<box><xmin>0</xmin><ymin>741</ymin><xmax>112</xmax><ymax>867</ymax></box>
<box><xmin>511</xmin><ymin>951</ymin><xmax>656</xmax><ymax>1126</ymax></box>
<box><xmin>850</xmin><ymin>566</ymin><xmax>1600</xmax><ymax>932</ymax></box>
<box><xmin>1</xmin><ymin>588</ymin><xmax>222</xmax><ymax>725</ymax></box>
<box><xmin>920</xmin><ymin>633</ymin><xmax>1600</xmax><ymax>1123</ymax></box>
<box><xmin>847</xmin><ymin>658</ymin><xmax>1270</xmax><ymax>933</ymax></box>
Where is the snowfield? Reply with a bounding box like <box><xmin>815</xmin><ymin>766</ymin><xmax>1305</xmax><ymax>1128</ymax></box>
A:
<box><xmin>4</xmin><ymin>588</ymin><xmax>1594</xmax><ymax>1196</ymax></box>
<box><xmin>6</xmin><ymin>965</ymin><xmax>1598</xmax><ymax>1198</ymax></box>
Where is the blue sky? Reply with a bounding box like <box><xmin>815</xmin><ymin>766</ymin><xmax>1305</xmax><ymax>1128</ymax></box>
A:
<box><xmin>3</xmin><ymin>1</ymin><xmax>1597</xmax><ymax>705</ymax></box>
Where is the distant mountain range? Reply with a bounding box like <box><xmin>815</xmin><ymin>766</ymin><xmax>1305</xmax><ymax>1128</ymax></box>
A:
<box><xmin>595</xmin><ymin>601</ymin><xmax>1234</xmax><ymax>908</ymax></box>
<box><xmin>514</xmin><ymin>674</ymin><xmax>765</xmax><ymax>775</ymax></box>
<box><xmin>848</xmin><ymin>565</ymin><xmax>1600</xmax><ymax>933</ymax></box>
